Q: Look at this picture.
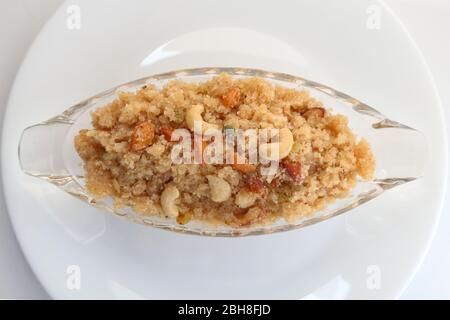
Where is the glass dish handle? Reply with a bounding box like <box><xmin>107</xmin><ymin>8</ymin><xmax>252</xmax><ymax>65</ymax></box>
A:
<box><xmin>19</xmin><ymin>116</ymin><xmax>73</xmax><ymax>179</ymax></box>
<box><xmin>18</xmin><ymin>116</ymin><xmax>106</xmax><ymax>244</ymax></box>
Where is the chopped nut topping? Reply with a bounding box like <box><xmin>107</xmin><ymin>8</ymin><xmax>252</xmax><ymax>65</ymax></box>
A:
<box><xmin>246</xmin><ymin>175</ymin><xmax>266</xmax><ymax>195</ymax></box>
<box><xmin>160</xmin><ymin>127</ymin><xmax>174</xmax><ymax>141</ymax></box>
<box><xmin>232</xmin><ymin>153</ymin><xmax>256</xmax><ymax>173</ymax></box>
<box><xmin>301</xmin><ymin>107</ymin><xmax>325</xmax><ymax>119</ymax></box>
<box><xmin>221</xmin><ymin>87</ymin><xmax>241</xmax><ymax>108</ymax></box>
<box><xmin>281</xmin><ymin>160</ymin><xmax>302</xmax><ymax>182</ymax></box>
<box><xmin>176</xmin><ymin>212</ymin><xmax>192</xmax><ymax>225</ymax></box>
<box><xmin>130</xmin><ymin>121</ymin><xmax>155</xmax><ymax>151</ymax></box>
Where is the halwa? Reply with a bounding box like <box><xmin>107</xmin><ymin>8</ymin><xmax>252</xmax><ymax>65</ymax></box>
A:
<box><xmin>74</xmin><ymin>74</ymin><xmax>375</xmax><ymax>228</ymax></box>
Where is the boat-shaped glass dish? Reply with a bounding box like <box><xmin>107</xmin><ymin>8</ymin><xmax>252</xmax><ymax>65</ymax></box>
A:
<box><xmin>18</xmin><ymin>67</ymin><xmax>426</xmax><ymax>237</ymax></box>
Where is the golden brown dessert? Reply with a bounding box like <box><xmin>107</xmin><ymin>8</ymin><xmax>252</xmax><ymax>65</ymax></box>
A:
<box><xmin>75</xmin><ymin>74</ymin><xmax>375</xmax><ymax>227</ymax></box>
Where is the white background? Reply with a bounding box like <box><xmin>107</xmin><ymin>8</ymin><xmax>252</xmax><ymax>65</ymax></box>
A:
<box><xmin>0</xmin><ymin>0</ymin><xmax>448</xmax><ymax>299</ymax></box>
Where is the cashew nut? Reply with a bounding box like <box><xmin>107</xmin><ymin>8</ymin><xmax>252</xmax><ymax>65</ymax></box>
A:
<box><xmin>207</xmin><ymin>175</ymin><xmax>231</xmax><ymax>203</ymax></box>
<box><xmin>160</xmin><ymin>185</ymin><xmax>180</xmax><ymax>218</ymax></box>
<box><xmin>235</xmin><ymin>189</ymin><xmax>258</xmax><ymax>208</ymax></box>
<box><xmin>259</xmin><ymin>128</ymin><xmax>294</xmax><ymax>161</ymax></box>
<box><xmin>186</xmin><ymin>104</ymin><xmax>219</xmax><ymax>132</ymax></box>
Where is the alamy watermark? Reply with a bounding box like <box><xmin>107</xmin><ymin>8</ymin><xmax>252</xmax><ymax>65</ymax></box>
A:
<box><xmin>366</xmin><ymin>5</ymin><xmax>381</xmax><ymax>30</ymax></box>
<box><xmin>366</xmin><ymin>264</ymin><xmax>381</xmax><ymax>290</ymax></box>
<box><xmin>66</xmin><ymin>5</ymin><xmax>81</xmax><ymax>30</ymax></box>
<box><xmin>66</xmin><ymin>265</ymin><xmax>81</xmax><ymax>290</ymax></box>
<box><xmin>168</xmin><ymin>121</ymin><xmax>291</xmax><ymax>176</ymax></box>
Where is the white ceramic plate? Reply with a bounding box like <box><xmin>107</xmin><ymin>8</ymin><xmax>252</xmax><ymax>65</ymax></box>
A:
<box><xmin>1</xmin><ymin>0</ymin><xmax>447</xmax><ymax>299</ymax></box>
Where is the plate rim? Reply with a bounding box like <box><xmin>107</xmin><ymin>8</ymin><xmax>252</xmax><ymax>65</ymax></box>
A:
<box><xmin>377</xmin><ymin>0</ymin><xmax>449</xmax><ymax>298</ymax></box>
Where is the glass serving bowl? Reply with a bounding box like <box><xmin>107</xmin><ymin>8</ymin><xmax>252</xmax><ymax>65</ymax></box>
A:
<box><xmin>18</xmin><ymin>67</ymin><xmax>427</xmax><ymax>237</ymax></box>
